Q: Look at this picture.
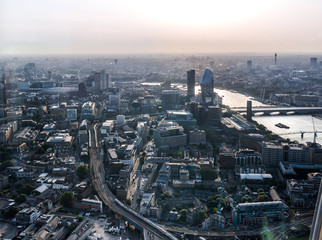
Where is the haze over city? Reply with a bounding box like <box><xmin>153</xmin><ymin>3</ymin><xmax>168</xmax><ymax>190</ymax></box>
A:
<box><xmin>1</xmin><ymin>0</ymin><xmax>322</xmax><ymax>55</ymax></box>
<box><xmin>1</xmin><ymin>1</ymin><xmax>322</xmax><ymax>240</ymax></box>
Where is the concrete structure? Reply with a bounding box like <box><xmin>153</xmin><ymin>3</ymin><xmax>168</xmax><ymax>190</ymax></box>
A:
<box><xmin>235</xmin><ymin>149</ymin><xmax>264</xmax><ymax>175</ymax></box>
<box><xmin>153</xmin><ymin>121</ymin><xmax>187</xmax><ymax>149</ymax></box>
<box><xmin>200</xmin><ymin>68</ymin><xmax>214</xmax><ymax>106</ymax></box>
<box><xmin>140</xmin><ymin>193</ymin><xmax>156</xmax><ymax>215</ymax></box>
<box><xmin>66</xmin><ymin>109</ymin><xmax>77</xmax><ymax>121</ymax></box>
<box><xmin>166</xmin><ymin>110</ymin><xmax>197</xmax><ymax>130</ymax></box>
<box><xmin>81</xmin><ymin>199</ymin><xmax>103</xmax><ymax>212</ymax></box>
<box><xmin>101</xmin><ymin>120</ymin><xmax>114</xmax><ymax>135</ymax></box>
<box><xmin>162</xmin><ymin>90</ymin><xmax>180</xmax><ymax>110</ymax></box>
<box><xmin>235</xmin><ymin>201</ymin><xmax>288</xmax><ymax>226</ymax></box>
<box><xmin>187</xmin><ymin>70</ymin><xmax>195</xmax><ymax>98</ymax></box>
<box><xmin>16</xmin><ymin>207</ymin><xmax>40</xmax><ymax>225</ymax></box>
<box><xmin>81</xmin><ymin>101</ymin><xmax>96</xmax><ymax>120</ymax></box>
<box><xmin>247</xmin><ymin>100</ymin><xmax>252</xmax><ymax>121</ymax></box>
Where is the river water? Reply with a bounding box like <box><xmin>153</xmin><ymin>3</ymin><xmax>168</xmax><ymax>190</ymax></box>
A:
<box><xmin>210</xmin><ymin>87</ymin><xmax>322</xmax><ymax>145</ymax></box>
<box><xmin>143</xmin><ymin>82</ymin><xmax>322</xmax><ymax>144</ymax></box>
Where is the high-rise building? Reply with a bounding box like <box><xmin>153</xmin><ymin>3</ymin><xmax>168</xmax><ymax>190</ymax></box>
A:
<box><xmin>200</xmin><ymin>68</ymin><xmax>214</xmax><ymax>106</ymax></box>
<box><xmin>93</xmin><ymin>71</ymin><xmax>100</xmax><ymax>90</ymax></box>
<box><xmin>161</xmin><ymin>90</ymin><xmax>180</xmax><ymax>110</ymax></box>
<box><xmin>247</xmin><ymin>60</ymin><xmax>252</xmax><ymax>70</ymax></box>
<box><xmin>78</xmin><ymin>83</ymin><xmax>87</xmax><ymax>97</ymax></box>
<box><xmin>187</xmin><ymin>70</ymin><xmax>195</xmax><ymax>98</ymax></box>
<box><xmin>0</xmin><ymin>73</ymin><xmax>6</xmax><ymax>105</ymax></box>
<box><xmin>48</xmin><ymin>71</ymin><xmax>52</xmax><ymax>81</ymax></box>
<box><xmin>247</xmin><ymin>101</ymin><xmax>252</xmax><ymax>121</ymax></box>
<box><xmin>93</xmin><ymin>70</ymin><xmax>109</xmax><ymax>90</ymax></box>
<box><xmin>100</xmin><ymin>70</ymin><xmax>107</xmax><ymax>89</ymax></box>
<box><xmin>310</xmin><ymin>57</ymin><xmax>318</xmax><ymax>67</ymax></box>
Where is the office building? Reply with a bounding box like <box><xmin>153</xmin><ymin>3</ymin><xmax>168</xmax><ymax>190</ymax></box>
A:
<box><xmin>161</xmin><ymin>90</ymin><xmax>180</xmax><ymax>110</ymax></box>
<box><xmin>66</xmin><ymin>109</ymin><xmax>77</xmax><ymax>121</ymax></box>
<box><xmin>200</xmin><ymin>68</ymin><xmax>214</xmax><ymax>106</ymax></box>
<box><xmin>310</xmin><ymin>57</ymin><xmax>318</xmax><ymax>67</ymax></box>
<box><xmin>166</xmin><ymin>110</ymin><xmax>197</xmax><ymax>130</ymax></box>
<box><xmin>247</xmin><ymin>60</ymin><xmax>252</xmax><ymax>70</ymax></box>
<box><xmin>235</xmin><ymin>201</ymin><xmax>288</xmax><ymax>226</ymax></box>
<box><xmin>187</xmin><ymin>70</ymin><xmax>195</xmax><ymax>98</ymax></box>
<box><xmin>81</xmin><ymin>101</ymin><xmax>96</xmax><ymax>120</ymax></box>
<box><xmin>235</xmin><ymin>149</ymin><xmax>264</xmax><ymax>175</ymax></box>
<box><xmin>153</xmin><ymin>121</ymin><xmax>187</xmax><ymax>148</ymax></box>
<box><xmin>247</xmin><ymin>100</ymin><xmax>252</xmax><ymax>121</ymax></box>
<box><xmin>78</xmin><ymin>82</ymin><xmax>87</xmax><ymax>97</ymax></box>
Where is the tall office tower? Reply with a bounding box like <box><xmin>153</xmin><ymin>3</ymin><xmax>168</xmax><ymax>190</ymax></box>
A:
<box><xmin>247</xmin><ymin>100</ymin><xmax>252</xmax><ymax>121</ymax></box>
<box><xmin>247</xmin><ymin>60</ymin><xmax>252</xmax><ymax>70</ymax></box>
<box><xmin>161</xmin><ymin>90</ymin><xmax>180</xmax><ymax>110</ymax></box>
<box><xmin>310</xmin><ymin>57</ymin><xmax>318</xmax><ymax>67</ymax></box>
<box><xmin>48</xmin><ymin>70</ymin><xmax>52</xmax><ymax>81</ymax></box>
<box><xmin>0</xmin><ymin>73</ymin><xmax>6</xmax><ymax>105</ymax></box>
<box><xmin>206</xmin><ymin>106</ymin><xmax>221</xmax><ymax>126</ymax></box>
<box><xmin>106</xmin><ymin>73</ymin><xmax>110</xmax><ymax>89</ymax></box>
<box><xmin>275</xmin><ymin>53</ymin><xmax>277</xmax><ymax>65</ymax></box>
<box><xmin>309</xmin><ymin>180</ymin><xmax>322</xmax><ymax>240</ymax></box>
<box><xmin>93</xmin><ymin>71</ymin><xmax>100</xmax><ymax>90</ymax></box>
<box><xmin>100</xmin><ymin>70</ymin><xmax>107</xmax><ymax>89</ymax></box>
<box><xmin>200</xmin><ymin>68</ymin><xmax>214</xmax><ymax>106</ymax></box>
<box><xmin>78</xmin><ymin>83</ymin><xmax>87</xmax><ymax>97</ymax></box>
<box><xmin>114</xmin><ymin>59</ymin><xmax>118</xmax><ymax>66</ymax></box>
<box><xmin>187</xmin><ymin>70</ymin><xmax>195</xmax><ymax>98</ymax></box>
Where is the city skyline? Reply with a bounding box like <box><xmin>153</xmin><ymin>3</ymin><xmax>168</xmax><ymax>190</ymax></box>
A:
<box><xmin>1</xmin><ymin>0</ymin><xmax>322</xmax><ymax>55</ymax></box>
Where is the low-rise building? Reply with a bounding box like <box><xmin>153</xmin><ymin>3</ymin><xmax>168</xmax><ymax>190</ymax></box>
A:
<box><xmin>16</xmin><ymin>207</ymin><xmax>40</xmax><ymax>225</ymax></box>
<box><xmin>81</xmin><ymin>199</ymin><xmax>103</xmax><ymax>212</ymax></box>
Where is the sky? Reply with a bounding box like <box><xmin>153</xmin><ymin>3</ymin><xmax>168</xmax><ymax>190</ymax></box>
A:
<box><xmin>1</xmin><ymin>0</ymin><xmax>322</xmax><ymax>55</ymax></box>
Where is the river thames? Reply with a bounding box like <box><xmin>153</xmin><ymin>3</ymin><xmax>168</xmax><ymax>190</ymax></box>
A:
<box><xmin>212</xmin><ymin>88</ymin><xmax>322</xmax><ymax>145</ymax></box>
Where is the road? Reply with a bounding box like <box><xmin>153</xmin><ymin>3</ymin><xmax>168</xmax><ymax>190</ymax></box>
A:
<box><xmin>89</xmin><ymin>124</ymin><xmax>178</xmax><ymax>240</ymax></box>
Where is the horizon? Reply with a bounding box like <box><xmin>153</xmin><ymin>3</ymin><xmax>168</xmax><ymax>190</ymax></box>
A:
<box><xmin>1</xmin><ymin>0</ymin><xmax>322</xmax><ymax>55</ymax></box>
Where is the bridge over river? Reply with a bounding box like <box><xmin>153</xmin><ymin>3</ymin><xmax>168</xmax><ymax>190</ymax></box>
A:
<box><xmin>232</xmin><ymin>106</ymin><xmax>322</xmax><ymax>115</ymax></box>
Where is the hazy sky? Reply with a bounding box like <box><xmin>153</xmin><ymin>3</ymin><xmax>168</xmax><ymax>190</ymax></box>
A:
<box><xmin>1</xmin><ymin>0</ymin><xmax>322</xmax><ymax>55</ymax></box>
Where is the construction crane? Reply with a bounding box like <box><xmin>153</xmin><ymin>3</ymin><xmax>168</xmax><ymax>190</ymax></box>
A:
<box><xmin>218</xmin><ymin>179</ymin><xmax>225</xmax><ymax>230</ymax></box>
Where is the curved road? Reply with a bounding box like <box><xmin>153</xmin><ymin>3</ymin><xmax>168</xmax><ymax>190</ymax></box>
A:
<box><xmin>89</xmin><ymin>124</ymin><xmax>178</xmax><ymax>240</ymax></box>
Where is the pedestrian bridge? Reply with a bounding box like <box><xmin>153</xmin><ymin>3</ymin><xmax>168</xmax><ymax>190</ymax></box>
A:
<box><xmin>232</xmin><ymin>107</ymin><xmax>322</xmax><ymax>115</ymax></box>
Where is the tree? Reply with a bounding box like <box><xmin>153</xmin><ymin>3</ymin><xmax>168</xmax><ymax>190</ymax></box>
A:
<box><xmin>200</xmin><ymin>167</ymin><xmax>218</xmax><ymax>181</ymax></box>
<box><xmin>15</xmin><ymin>194</ymin><xmax>27</xmax><ymax>203</ymax></box>
<box><xmin>125</xmin><ymin>198</ymin><xmax>131</xmax><ymax>206</ymax></box>
<box><xmin>197</xmin><ymin>210</ymin><xmax>207</xmax><ymax>224</ymax></box>
<box><xmin>179</xmin><ymin>209</ymin><xmax>188</xmax><ymax>221</ymax></box>
<box><xmin>76</xmin><ymin>165</ymin><xmax>89</xmax><ymax>180</ymax></box>
<box><xmin>18</xmin><ymin>184</ymin><xmax>34</xmax><ymax>195</ymax></box>
<box><xmin>0</xmin><ymin>160</ymin><xmax>14</xmax><ymax>171</ymax></box>
<box><xmin>60</xmin><ymin>191</ymin><xmax>74</xmax><ymax>208</ymax></box>
<box><xmin>3</xmin><ymin>206</ymin><xmax>20</xmax><ymax>219</ymax></box>
<box><xmin>176</xmin><ymin>152</ymin><xmax>183</xmax><ymax>159</ymax></box>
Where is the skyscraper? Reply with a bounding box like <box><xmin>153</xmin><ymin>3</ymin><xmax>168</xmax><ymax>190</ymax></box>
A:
<box><xmin>161</xmin><ymin>90</ymin><xmax>180</xmax><ymax>110</ymax></box>
<box><xmin>247</xmin><ymin>60</ymin><xmax>252</xmax><ymax>70</ymax></box>
<box><xmin>78</xmin><ymin>83</ymin><xmax>87</xmax><ymax>97</ymax></box>
<box><xmin>200</xmin><ymin>68</ymin><xmax>214</xmax><ymax>106</ymax></box>
<box><xmin>100</xmin><ymin>70</ymin><xmax>107</xmax><ymax>89</ymax></box>
<box><xmin>310</xmin><ymin>57</ymin><xmax>318</xmax><ymax>67</ymax></box>
<box><xmin>0</xmin><ymin>73</ymin><xmax>6</xmax><ymax>105</ymax></box>
<box><xmin>187</xmin><ymin>70</ymin><xmax>195</xmax><ymax>98</ymax></box>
